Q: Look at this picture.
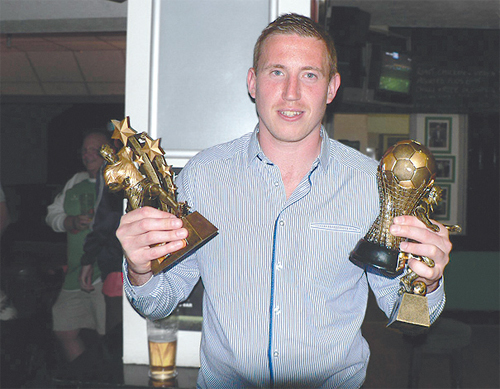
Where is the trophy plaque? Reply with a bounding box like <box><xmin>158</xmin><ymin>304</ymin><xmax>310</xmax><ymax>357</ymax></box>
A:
<box><xmin>349</xmin><ymin>140</ymin><xmax>460</xmax><ymax>335</ymax></box>
<box><xmin>100</xmin><ymin>117</ymin><xmax>218</xmax><ymax>275</ymax></box>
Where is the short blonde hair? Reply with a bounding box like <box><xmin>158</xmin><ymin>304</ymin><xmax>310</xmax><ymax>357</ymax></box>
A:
<box><xmin>253</xmin><ymin>13</ymin><xmax>338</xmax><ymax>79</ymax></box>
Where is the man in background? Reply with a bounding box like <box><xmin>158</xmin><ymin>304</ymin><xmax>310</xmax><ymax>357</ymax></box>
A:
<box><xmin>46</xmin><ymin>131</ymin><xmax>108</xmax><ymax>372</ymax></box>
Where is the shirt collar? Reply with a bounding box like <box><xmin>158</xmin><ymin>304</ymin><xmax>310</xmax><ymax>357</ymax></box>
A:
<box><xmin>247</xmin><ymin>125</ymin><xmax>270</xmax><ymax>166</ymax></box>
<box><xmin>247</xmin><ymin>125</ymin><xmax>331</xmax><ymax>171</ymax></box>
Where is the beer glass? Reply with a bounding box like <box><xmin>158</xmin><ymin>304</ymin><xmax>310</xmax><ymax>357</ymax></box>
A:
<box><xmin>147</xmin><ymin>313</ymin><xmax>179</xmax><ymax>381</ymax></box>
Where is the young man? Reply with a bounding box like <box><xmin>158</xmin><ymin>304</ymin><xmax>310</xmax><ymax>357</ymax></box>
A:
<box><xmin>117</xmin><ymin>14</ymin><xmax>452</xmax><ymax>388</ymax></box>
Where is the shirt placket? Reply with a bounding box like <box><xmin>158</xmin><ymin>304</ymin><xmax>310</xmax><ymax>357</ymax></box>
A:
<box><xmin>267</xmin><ymin>165</ymin><xmax>315</xmax><ymax>384</ymax></box>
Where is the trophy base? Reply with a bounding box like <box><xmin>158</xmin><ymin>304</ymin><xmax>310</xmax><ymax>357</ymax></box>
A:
<box><xmin>387</xmin><ymin>292</ymin><xmax>430</xmax><ymax>335</ymax></box>
<box><xmin>150</xmin><ymin>211</ymin><xmax>218</xmax><ymax>275</ymax></box>
<box><xmin>349</xmin><ymin>238</ymin><xmax>403</xmax><ymax>277</ymax></box>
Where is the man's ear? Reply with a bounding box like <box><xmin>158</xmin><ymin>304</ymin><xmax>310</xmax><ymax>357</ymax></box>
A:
<box><xmin>247</xmin><ymin>68</ymin><xmax>257</xmax><ymax>99</ymax></box>
<box><xmin>327</xmin><ymin>73</ymin><xmax>341</xmax><ymax>104</ymax></box>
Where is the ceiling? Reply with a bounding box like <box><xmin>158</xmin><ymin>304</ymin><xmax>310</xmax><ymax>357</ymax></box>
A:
<box><xmin>1</xmin><ymin>0</ymin><xmax>498</xmax><ymax>99</ymax></box>
<box><xmin>0</xmin><ymin>32</ymin><xmax>126</xmax><ymax>98</ymax></box>
<box><xmin>324</xmin><ymin>0</ymin><xmax>500</xmax><ymax>30</ymax></box>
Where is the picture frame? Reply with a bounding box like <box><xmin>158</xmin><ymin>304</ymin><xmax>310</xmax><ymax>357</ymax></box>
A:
<box><xmin>434</xmin><ymin>155</ymin><xmax>456</xmax><ymax>182</ymax></box>
<box><xmin>379</xmin><ymin>134</ymin><xmax>408</xmax><ymax>159</ymax></box>
<box><xmin>433</xmin><ymin>183</ymin><xmax>451</xmax><ymax>221</ymax></box>
<box><xmin>425</xmin><ymin>117</ymin><xmax>452</xmax><ymax>153</ymax></box>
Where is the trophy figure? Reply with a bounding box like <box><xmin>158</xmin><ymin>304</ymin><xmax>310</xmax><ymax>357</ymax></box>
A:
<box><xmin>349</xmin><ymin>140</ymin><xmax>460</xmax><ymax>334</ymax></box>
<box><xmin>100</xmin><ymin>117</ymin><xmax>218</xmax><ymax>275</ymax></box>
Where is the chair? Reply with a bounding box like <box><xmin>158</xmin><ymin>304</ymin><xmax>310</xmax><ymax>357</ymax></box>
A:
<box><xmin>406</xmin><ymin>317</ymin><xmax>472</xmax><ymax>388</ymax></box>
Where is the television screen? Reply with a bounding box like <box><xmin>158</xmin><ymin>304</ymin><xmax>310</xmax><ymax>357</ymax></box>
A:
<box><xmin>378</xmin><ymin>51</ymin><xmax>412</xmax><ymax>94</ymax></box>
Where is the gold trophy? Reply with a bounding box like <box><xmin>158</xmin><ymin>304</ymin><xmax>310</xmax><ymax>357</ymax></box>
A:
<box><xmin>349</xmin><ymin>140</ymin><xmax>460</xmax><ymax>334</ymax></box>
<box><xmin>100</xmin><ymin>117</ymin><xmax>218</xmax><ymax>275</ymax></box>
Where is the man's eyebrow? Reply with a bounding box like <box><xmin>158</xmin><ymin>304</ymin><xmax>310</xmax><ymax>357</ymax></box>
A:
<box><xmin>302</xmin><ymin>66</ymin><xmax>325</xmax><ymax>75</ymax></box>
<box><xmin>262</xmin><ymin>64</ymin><xmax>285</xmax><ymax>70</ymax></box>
<box><xmin>262</xmin><ymin>64</ymin><xmax>326</xmax><ymax>75</ymax></box>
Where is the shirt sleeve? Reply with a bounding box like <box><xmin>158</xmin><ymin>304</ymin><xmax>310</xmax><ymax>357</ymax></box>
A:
<box><xmin>46</xmin><ymin>172</ymin><xmax>88</xmax><ymax>232</ymax></box>
<box><xmin>122</xmin><ymin>251</ymin><xmax>201</xmax><ymax>320</ymax></box>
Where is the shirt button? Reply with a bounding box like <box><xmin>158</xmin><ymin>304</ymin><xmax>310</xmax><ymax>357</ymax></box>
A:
<box><xmin>273</xmin><ymin>351</ymin><xmax>279</xmax><ymax>358</ymax></box>
<box><xmin>276</xmin><ymin>262</ymin><xmax>283</xmax><ymax>270</ymax></box>
<box><xmin>274</xmin><ymin>306</ymin><xmax>281</xmax><ymax>315</ymax></box>
<box><xmin>279</xmin><ymin>220</ymin><xmax>284</xmax><ymax>226</ymax></box>
<box><xmin>274</xmin><ymin>181</ymin><xmax>279</xmax><ymax>187</ymax></box>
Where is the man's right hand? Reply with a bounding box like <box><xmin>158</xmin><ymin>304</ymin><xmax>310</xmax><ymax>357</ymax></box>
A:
<box><xmin>116</xmin><ymin>206</ymin><xmax>188</xmax><ymax>286</ymax></box>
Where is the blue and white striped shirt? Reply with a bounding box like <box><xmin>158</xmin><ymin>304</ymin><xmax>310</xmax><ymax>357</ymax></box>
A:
<box><xmin>124</xmin><ymin>127</ymin><xmax>445</xmax><ymax>388</ymax></box>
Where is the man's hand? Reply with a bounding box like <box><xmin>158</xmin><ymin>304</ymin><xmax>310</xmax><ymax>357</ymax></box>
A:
<box><xmin>390</xmin><ymin>215</ymin><xmax>452</xmax><ymax>293</ymax></box>
<box><xmin>64</xmin><ymin>215</ymin><xmax>92</xmax><ymax>232</ymax></box>
<box><xmin>79</xmin><ymin>264</ymin><xmax>95</xmax><ymax>292</ymax></box>
<box><xmin>116</xmin><ymin>206</ymin><xmax>188</xmax><ymax>286</ymax></box>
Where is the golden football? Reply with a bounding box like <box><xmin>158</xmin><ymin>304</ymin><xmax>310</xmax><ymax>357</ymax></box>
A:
<box><xmin>380</xmin><ymin>140</ymin><xmax>436</xmax><ymax>189</ymax></box>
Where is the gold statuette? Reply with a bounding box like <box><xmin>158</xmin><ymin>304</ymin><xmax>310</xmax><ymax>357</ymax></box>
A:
<box><xmin>349</xmin><ymin>140</ymin><xmax>460</xmax><ymax>334</ymax></box>
<box><xmin>101</xmin><ymin>117</ymin><xmax>218</xmax><ymax>275</ymax></box>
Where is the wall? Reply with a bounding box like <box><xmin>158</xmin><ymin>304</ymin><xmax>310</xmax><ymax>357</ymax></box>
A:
<box><xmin>444</xmin><ymin>251</ymin><xmax>500</xmax><ymax>311</ymax></box>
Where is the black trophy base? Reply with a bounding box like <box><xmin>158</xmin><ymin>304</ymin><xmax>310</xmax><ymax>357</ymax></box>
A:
<box><xmin>151</xmin><ymin>211</ymin><xmax>218</xmax><ymax>275</ymax></box>
<box><xmin>349</xmin><ymin>238</ymin><xmax>403</xmax><ymax>277</ymax></box>
<box><xmin>387</xmin><ymin>292</ymin><xmax>430</xmax><ymax>335</ymax></box>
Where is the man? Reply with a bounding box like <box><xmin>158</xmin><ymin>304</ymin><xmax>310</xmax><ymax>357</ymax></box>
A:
<box><xmin>46</xmin><ymin>131</ymin><xmax>109</xmax><ymax>366</ymax></box>
<box><xmin>117</xmin><ymin>14</ymin><xmax>452</xmax><ymax>388</ymax></box>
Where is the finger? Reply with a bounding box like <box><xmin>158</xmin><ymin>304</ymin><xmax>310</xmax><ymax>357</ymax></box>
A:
<box><xmin>119</xmin><ymin>227</ymin><xmax>188</xmax><ymax>274</ymax></box>
<box><xmin>407</xmin><ymin>258</ymin><xmax>443</xmax><ymax>291</ymax></box>
<box><xmin>138</xmin><ymin>239</ymin><xmax>187</xmax><ymax>261</ymax></box>
<box><xmin>117</xmin><ymin>210</ymin><xmax>183</xmax><ymax>238</ymax></box>
<box><xmin>118</xmin><ymin>222</ymin><xmax>188</xmax><ymax>250</ymax></box>
<box><xmin>392</xmin><ymin>215</ymin><xmax>449</xmax><ymax>237</ymax></box>
<box><xmin>120</xmin><ymin>206</ymin><xmax>177</xmax><ymax>225</ymax></box>
<box><xmin>391</xmin><ymin>218</ymin><xmax>449</xmax><ymax>248</ymax></box>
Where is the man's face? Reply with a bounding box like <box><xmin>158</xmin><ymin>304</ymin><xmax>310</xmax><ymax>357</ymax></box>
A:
<box><xmin>81</xmin><ymin>133</ymin><xmax>107</xmax><ymax>178</ymax></box>
<box><xmin>247</xmin><ymin>34</ymin><xmax>340</xmax><ymax>145</ymax></box>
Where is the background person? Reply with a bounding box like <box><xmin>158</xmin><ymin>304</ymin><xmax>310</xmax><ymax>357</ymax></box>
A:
<box><xmin>46</xmin><ymin>131</ymin><xmax>109</xmax><ymax>374</ymax></box>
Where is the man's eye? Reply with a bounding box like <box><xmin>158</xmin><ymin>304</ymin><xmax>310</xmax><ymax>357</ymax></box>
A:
<box><xmin>305</xmin><ymin>72</ymin><xmax>317</xmax><ymax>79</ymax></box>
<box><xmin>271</xmin><ymin>70</ymin><xmax>283</xmax><ymax>76</ymax></box>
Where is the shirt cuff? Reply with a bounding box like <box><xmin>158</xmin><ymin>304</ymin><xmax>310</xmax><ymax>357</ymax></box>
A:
<box><xmin>426</xmin><ymin>276</ymin><xmax>445</xmax><ymax>307</ymax></box>
<box><xmin>123</xmin><ymin>260</ymin><xmax>159</xmax><ymax>297</ymax></box>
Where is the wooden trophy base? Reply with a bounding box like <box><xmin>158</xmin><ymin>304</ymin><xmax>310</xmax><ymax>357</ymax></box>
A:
<box><xmin>150</xmin><ymin>211</ymin><xmax>218</xmax><ymax>275</ymax></box>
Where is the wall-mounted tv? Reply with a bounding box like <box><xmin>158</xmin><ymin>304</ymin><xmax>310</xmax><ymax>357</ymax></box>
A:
<box><xmin>369</xmin><ymin>40</ymin><xmax>413</xmax><ymax>105</ymax></box>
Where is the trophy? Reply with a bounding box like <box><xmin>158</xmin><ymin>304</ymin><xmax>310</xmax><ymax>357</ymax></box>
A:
<box><xmin>100</xmin><ymin>117</ymin><xmax>218</xmax><ymax>275</ymax></box>
<box><xmin>349</xmin><ymin>140</ymin><xmax>460</xmax><ymax>334</ymax></box>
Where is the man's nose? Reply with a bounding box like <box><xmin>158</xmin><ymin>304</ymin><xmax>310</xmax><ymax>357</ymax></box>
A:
<box><xmin>283</xmin><ymin>77</ymin><xmax>301</xmax><ymax>101</ymax></box>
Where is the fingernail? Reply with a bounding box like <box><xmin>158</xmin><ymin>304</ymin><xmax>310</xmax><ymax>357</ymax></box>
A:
<box><xmin>391</xmin><ymin>224</ymin><xmax>401</xmax><ymax>233</ymax></box>
<box><xmin>172</xmin><ymin>219</ymin><xmax>183</xmax><ymax>228</ymax></box>
<box><xmin>400</xmin><ymin>241</ymin><xmax>408</xmax><ymax>251</ymax></box>
<box><xmin>176</xmin><ymin>228</ymin><xmax>187</xmax><ymax>237</ymax></box>
<box><xmin>393</xmin><ymin>216</ymin><xmax>403</xmax><ymax>224</ymax></box>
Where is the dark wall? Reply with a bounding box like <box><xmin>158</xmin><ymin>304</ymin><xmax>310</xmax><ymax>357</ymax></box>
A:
<box><xmin>47</xmin><ymin>104</ymin><xmax>125</xmax><ymax>185</ymax></box>
<box><xmin>408</xmin><ymin>28</ymin><xmax>499</xmax><ymax>114</ymax></box>
<box><xmin>1</xmin><ymin>103</ymin><xmax>124</xmax><ymax>244</ymax></box>
<box><xmin>454</xmin><ymin>113</ymin><xmax>500</xmax><ymax>251</ymax></box>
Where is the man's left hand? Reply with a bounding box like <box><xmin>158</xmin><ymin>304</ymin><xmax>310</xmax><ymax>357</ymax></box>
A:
<box><xmin>390</xmin><ymin>215</ymin><xmax>453</xmax><ymax>293</ymax></box>
<box><xmin>79</xmin><ymin>264</ymin><xmax>95</xmax><ymax>293</ymax></box>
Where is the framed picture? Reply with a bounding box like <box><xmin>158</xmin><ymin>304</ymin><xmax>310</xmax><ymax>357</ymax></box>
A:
<box><xmin>379</xmin><ymin>134</ymin><xmax>408</xmax><ymax>159</ymax></box>
<box><xmin>425</xmin><ymin>117</ymin><xmax>452</xmax><ymax>153</ymax></box>
<box><xmin>434</xmin><ymin>155</ymin><xmax>456</xmax><ymax>182</ymax></box>
<box><xmin>433</xmin><ymin>183</ymin><xmax>451</xmax><ymax>220</ymax></box>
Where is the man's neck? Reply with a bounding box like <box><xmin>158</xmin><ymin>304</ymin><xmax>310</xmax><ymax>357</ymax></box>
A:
<box><xmin>258</xmin><ymin>130</ymin><xmax>322</xmax><ymax>199</ymax></box>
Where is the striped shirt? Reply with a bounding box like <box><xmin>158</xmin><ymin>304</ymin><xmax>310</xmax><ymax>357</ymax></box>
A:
<box><xmin>124</xmin><ymin>127</ymin><xmax>445</xmax><ymax>388</ymax></box>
